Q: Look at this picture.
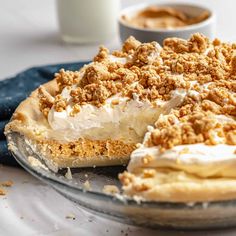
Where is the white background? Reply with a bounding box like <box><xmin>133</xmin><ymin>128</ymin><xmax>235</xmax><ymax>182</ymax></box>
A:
<box><xmin>1</xmin><ymin>0</ymin><xmax>236</xmax><ymax>235</ymax></box>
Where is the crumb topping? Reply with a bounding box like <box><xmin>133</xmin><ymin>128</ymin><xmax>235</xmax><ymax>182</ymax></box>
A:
<box><xmin>38</xmin><ymin>86</ymin><xmax>55</xmax><ymax>116</ymax></box>
<box><xmin>38</xmin><ymin>33</ymin><xmax>236</xmax><ymax>149</ymax></box>
<box><xmin>148</xmin><ymin>105</ymin><xmax>236</xmax><ymax>150</ymax></box>
<box><xmin>0</xmin><ymin>180</ymin><xmax>13</xmax><ymax>196</ymax></box>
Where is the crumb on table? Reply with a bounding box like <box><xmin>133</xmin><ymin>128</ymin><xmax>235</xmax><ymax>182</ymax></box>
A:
<box><xmin>1</xmin><ymin>180</ymin><xmax>13</xmax><ymax>187</ymax></box>
<box><xmin>83</xmin><ymin>180</ymin><xmax>91</xmax><ymax>190</ymax></box>
<box><xmin>65</xmin><ymin>214</ymin><xmax>76</xmax><ymax>220</ymax></box>
<box><xmin>0</xmin><ymin>188</ymin><xmax>6</xmax><ymax>195</ymax></box>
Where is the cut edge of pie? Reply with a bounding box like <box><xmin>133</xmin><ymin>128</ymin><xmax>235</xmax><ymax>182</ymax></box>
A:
<box><xmin>5</xmin><ymin>79</ymin><xmax>136</xmax><ymax>169</ymax></box>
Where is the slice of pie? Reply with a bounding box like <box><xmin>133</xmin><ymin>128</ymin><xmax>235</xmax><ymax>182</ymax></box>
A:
<box><xmin>119</xmin><ymin>34</ymin><xmax>236</xmax><ymax>202</ymax></box>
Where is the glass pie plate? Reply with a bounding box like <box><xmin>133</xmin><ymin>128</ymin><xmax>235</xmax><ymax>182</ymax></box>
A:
<box><xmin>6</xmin><ymin>131</ymin><xmax>236</xmax><ymax>230</ymax></box>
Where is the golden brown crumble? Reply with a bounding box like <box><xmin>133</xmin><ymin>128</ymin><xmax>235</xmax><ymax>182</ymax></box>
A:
<box><xmin>141</xmin><ymin>154</ymin><xmax>154</xmax><ymax>165</ymax></box>
<box><xmin>134</xmin><ymin>182</ymin><xmax>152</xmax><ymax>192</ymax></box>
<box><xmin>38</xmin><ymin>33</ymin><xmax>236</xmax><ymax>149</ymax></box>
<box><xmin>69</xmin><ymin>104</ymin><xmax>81</xmax><ymax>117</ymax></box>
<box><xmin>0</xmin><ymin>189</ymin><xmax>5</xmax><ymax>196</ymax></box>
<box><xmin>163</xmin><ymin>37</ymin><xmax>189</xmax><ymax>53</ymax></box>
<box><xmin>38</xmin><ymin>86</ymin><xmax>55</xmax><ymax>116</ymax></box>
<box><xmin>189</xmin><ymin>33</ymin><xmax>209</xmax><ymax>53</ymax></box>
<box><xmin>102</xmin><ymin>185</ymin><xmax>120</xmax><ymax>195</ymax></box>
<box><xmin>142</xmin><ymin>169</ymin><xmax>156</xmax><ymax>178</ymax></box>
<box><xmin>0</xmin><ymin>180</ymin><xmax>13</xmax><ymax>196</ymax></box>
<box><xmin>132</xmin><ymin>41</ymin><xmax>160</xmax><ymax>66</ymax></box>
<box><xmin>81</xmin><ymin>63</ymin><xmax>110</xmax><ymax>85</ymax></box>
<box><xmin>1</xmin><ymin>180</ymin><xmax>13</xmax><ymax>187</ymax></box>
<box><xmin>118</xmin><ymin>171</ymin><xmax>134</xmax><ymax>186</ymax></box>
<box><xmin>148</xmin><ymin>105</ymin><xmax>236</xmax><ymax>150</ymax></box>
<box><xmin>122</xmin><ymin>36</ymin><xmax>141</xmax><ymax>53</ymax></box>
<box><xmin>53</xmin><ymin>95</ymin><xmax>67</xmax><ymax>112</ymax></box>
<box><xmin>55</xmin><ymin>69</ymin><xmax>81</xmax><ymax>93</ymax></box>
<box><xmin>93</xmin><ymin>46</ymin><xmax>109</xmax><ymax>62</ymax></box>
<box><xmin>163</xmin><ymin>33</ymin><xmax>209</xmax><ymax>53</ymax></box>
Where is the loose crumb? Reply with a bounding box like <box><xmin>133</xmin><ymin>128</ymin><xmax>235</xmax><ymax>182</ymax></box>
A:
<box><xmin>65</xmin><ymin>214</ymin><xmax>76</xmax><ymax>220</ymax></box>
<box><xmin>83</xmin><ymin>180</ymin><xmax>91</xmax><ymax>190</ymax></box>
<box><xmin>1</xmin><ymin>180</ymin><xmax>13</xmax><ymax>187</ymax></box>
<box><xmin>102</xmin><ymin>185</ymin><xmax>120</xmax><ymax>195</ymax></box>
<box><xmin>28</xmin><ymin>156</ymin><xmax>48</xmax><ymax>170</ymax></box>
<box><xmin>0</xmin><ymin>180</ymin><xmax>13</xmax><ymax>196</ymax></box>
<box><xmin>0</xmin><ymin>188</ymin><xmax>6</xmax><ymax>195</ymax></box>
<box><xmin>65</xmin><ymin>167</ymin><xmax>73</xmax><ymax>180</ymax></box>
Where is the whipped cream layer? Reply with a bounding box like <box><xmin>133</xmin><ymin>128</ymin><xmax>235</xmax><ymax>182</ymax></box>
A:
<box><xmin>46</xmin><ymin>39</ymin><xmax>224</xmax><ymax>144</ymax></box>
<box><xmin>129</xmin><ymin>144</ymin><xmax>236</xmax><ymax>178</ymax></box>
<box><xmin>128</xmin><ymin>112</ymin><xmax>236</xmax><ymax>178</ymax></box>
<box><xmin>46</xmin><ymin>44</ymin><xmax>192</xmax><ymax>143</ymax></box>
<box><xmin>47</xmin><ymin>88</ymin><xmax>187</xmax><ymax>142</ymax></box>
<box><xmin>47</xmin><ymin>72</ymin><xmax>201</xmax><ymax>142</ymax></box>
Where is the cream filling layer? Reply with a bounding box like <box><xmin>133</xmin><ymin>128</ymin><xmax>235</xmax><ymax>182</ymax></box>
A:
<box><xmin>46</xmin><ymin>52</ymin><xmax>212</xmax><ymax>143</ymax></box>
<box><xmin>128</xmin><ymin>113</ymin><xmax>236</xmax><ymax>178</ymax></box>
<box><xmin>47</xmin><ymin>86</ymin><xmax>188</xmax><ymax>142</ymax></box>
<box><xmin>47</xmin><ymin>91</ymin><xmax>183</xmax><ymax>142</ymax></box>
<box><xmin>129</xmin><ymin>143</ymin><xmax>236</xmax><ymax>178</ymax></box>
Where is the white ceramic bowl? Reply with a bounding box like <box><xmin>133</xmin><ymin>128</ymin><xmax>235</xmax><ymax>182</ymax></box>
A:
<box><xmin>119</xmin><ymin>2</ymin><xmax>216</xmax><ymax>44</ymax></box>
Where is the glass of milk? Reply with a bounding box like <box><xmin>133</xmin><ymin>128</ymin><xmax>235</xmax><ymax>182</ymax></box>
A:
<box><xmin>56</xmin><ymin>0</ymin><xmax>120</xmax><ymax>43</ymax></box>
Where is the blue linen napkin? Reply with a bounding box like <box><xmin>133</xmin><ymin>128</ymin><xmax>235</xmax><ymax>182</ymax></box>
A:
<box><xmin>0</xmin><ymin>61</ymin><xmax>89</xmax><ymax>166</ymax></box>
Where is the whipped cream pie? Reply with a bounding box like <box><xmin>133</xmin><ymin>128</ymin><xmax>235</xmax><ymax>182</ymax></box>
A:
<box><xmin>5</xmin><ymin>34</ymin><xmax>236</xmax><ymax>202</ymax></box>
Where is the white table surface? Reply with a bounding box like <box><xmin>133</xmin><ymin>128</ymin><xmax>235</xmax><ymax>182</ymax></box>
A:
<box><xmin>1</xmin><ymin>0</ymin><xmax>236</xmax><ymax>235</ymax></box>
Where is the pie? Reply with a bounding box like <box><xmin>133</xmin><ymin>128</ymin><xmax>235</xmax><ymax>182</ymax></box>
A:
<box><xmin>5</xmin><ymin>33</ymin><xmax>236</xmax><ymax>202</ymax></box>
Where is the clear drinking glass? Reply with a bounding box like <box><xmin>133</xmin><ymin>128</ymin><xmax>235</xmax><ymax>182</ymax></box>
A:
<box><xmin>56</xmin><ymin>0</ymin><xmax>120</xmax><ymax>44</ymax></box>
